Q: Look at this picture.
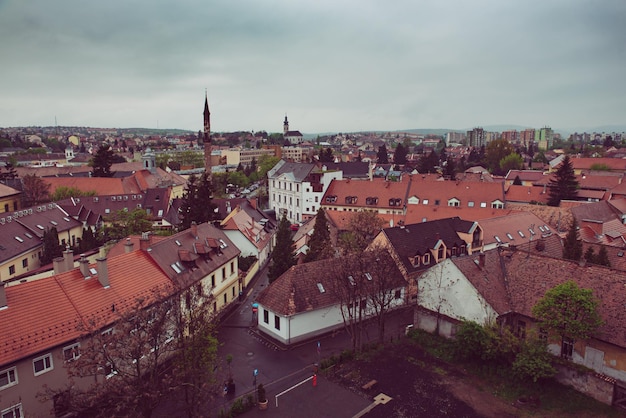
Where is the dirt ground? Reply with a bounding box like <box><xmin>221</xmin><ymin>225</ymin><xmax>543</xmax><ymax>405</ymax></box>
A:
<box><xmin>326</xmin><ymin>339</ymin><xmax>606</xmax><ymax>418</ymax></box>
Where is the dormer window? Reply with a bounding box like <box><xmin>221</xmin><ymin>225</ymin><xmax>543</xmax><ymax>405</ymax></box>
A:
<box><xmin>422</xmin><ymin>253</ymin><xmax>431</xmax><ymax>265</ymax></box>
<box><xmin>366</xmin><ymin>197</ymin><xmax>379</xmax><ymax>205</ymax></box>
<box><xmin>389</xmin><ymin>198</ymin><xmax>402</xmax><ymax>206</ymax></box>
<box><xmin>409</xmin><ymin>255</ymin><xmax>420</xmax><ymax>267</ymax></box>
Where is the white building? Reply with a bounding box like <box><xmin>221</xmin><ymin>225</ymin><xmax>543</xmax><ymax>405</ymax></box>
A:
<box><xmin>267</xmin><ymin>160</ymin><xmax>342</xmax><ymax>224</ymax></box>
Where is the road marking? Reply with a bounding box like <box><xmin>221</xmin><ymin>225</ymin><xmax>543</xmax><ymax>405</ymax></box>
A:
<box><xmin>352</xmin><ymin>393</ymin><xmax>392</xmax><ymax>418</ymax></box>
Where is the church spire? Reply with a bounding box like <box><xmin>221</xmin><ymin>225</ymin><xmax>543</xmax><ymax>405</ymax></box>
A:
<box><xmin>203</xmin><ymin>91</ymin><xmax>211</xmax><ymax>177</ymax></box>
<box><xmin>283</xmin><ymin>114</ymin><xmax>289</xmax><ymax>136</ymax></box>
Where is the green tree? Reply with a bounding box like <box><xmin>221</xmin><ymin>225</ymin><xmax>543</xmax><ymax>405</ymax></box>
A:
<box><xmin>304</xmin><ymin>208</ymin><xmax>333</xmax><ymax>262</ymax></box>
<box><xmin>532</xmin><ymin>280</ymin><xmax>603</xmax><ymax>358</ymax></box>
<box><xmin>78</xmin><ymin>227</ymin><xmax>101</xmax><ymax>253</ymax></box>
<box><xmin>339</xmin><ymin>211</ymin><xmax>384</xmax><ymax>254</ymax></box>
<box><xmin>485</xmin><ymin>139</ymin><xmax>514</xmax><ymax>175</ymax></box>
<box><xmin>258</xmin><ymin>156</ymin><xmax>280</xmax><ymax>179</ymax></box>
<box><xmin>41</xmin><ymin>227</ymin><xmax>63</xmax><ymax>265</ymax></box>
<box><xmin>393</xmin><ymin>143</ymin><xmax>407</xmax><ymax>164</ymax></box>
<box><xmin>90</xmin><ymin>144</ymin><xmax>115</xmax><ymax>177</ymax></box>
<box><xmin>179</xmin><ymin>172</ymin><xmax>217</xmax><ymax>230</ymax></box>
<box><xmin>376</xmin><ymin>145</ymin><xmax>389</xmax><ymax>164</ymax></box>
<box><xmin>511</xmin><ymin>335</ymin><xmax>556</xmax><ymax>383</ymax></box>
<box><xmin>319</xmin><ymin>148</ymin><xmax>333</xmax><ymax>163</ymax></box>
<box><xmin>51</xmin><ymin>186</ymin><xmax>97</xmax><ymax>201</ymax></box>
<box><xmin>418</xmin><ymin>151</ymin><xmax>439</xmax><ymax>173</ymax></box>
<box><xmin>584</xmin><ymin>247</ymin><xmax>595</xmax><ymax>264</ymax></box>
<box><xmin>499</xmin><ymin>153</ymin><xmax>524</xmax><ymax>174</ymax></box>
<box><xmin>103</xmin><ymin>208</ymin><xmax>153</xmax><ymax>241</ymax></box>
<box><xmin>547</xmin><ymin>155</ymin><xmax>578</xmax><ymax>206</ymax></box>
<box><xmin>268</xmin><ymin>215</ymin><xmax>296</xmax><ymax>283</ymax></box>
<box><xmin>513</xmin><ymin>175</ymin><xmax>522</xmax><ymax>186</ymax></box>
<box><xmin>562</xmin><ymin>218</ymin><xmax>583</xmax><ymax>261</ymax></box>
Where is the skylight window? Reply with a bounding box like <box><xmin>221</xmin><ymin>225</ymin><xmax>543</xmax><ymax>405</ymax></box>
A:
<box><xmin>50</xmin><ymin>220</ymin><xmax>58</xmax><ymax>226</ymax></box>
<box><xmin>15</xmin><ymin>236</ymin><xmax>23</xmax><ymax>243</ymax></box>
<box><xmin>365</xmin><ymin>272</ymin><xmax>373</xmax><ymax>281</ymax></box>
<box><xmin>518</xmin><ymin>230</ymin><xmax>525</xmax><ymax>238</ymax></box>
<box><xmin>506</xmin><ymin>233</ymin><xmax>513</xmax><ymax>240</ymax></box>
<box><xmin>37</xmin><ymin>224</ymin><xmax>44</xmax><ymax>230</ymax></box>
<box><xmin>175</xmin><ymin>240</ymin><xmax>181</xmax><ymax>246</ymax></box>
<box><xmin>348</xmin><ymin>275</ymin><xmax>355</xmax><ymax>286</ymax></box>
<box><xmin>219</xmin><ymin>239</ymin><xmax>228</xmax><ymax>249</ymax></box>
<box><xmin>24</xmin><ymin>233</ymin><xmax>33</xmax><ymax>239</ymax></box>
<box><xmin>317</xmin><ymin>283</ymin><xmax>326</xmax><ymax>293</ymax></box>
<box><xmin>171</xmin><ymin>263</ymin><xmax>182</xmax><ymax>274</ymax></box>
<box><xmin>495</xmin><ymin>235</ymin><xmax>502</xmax><ymax>243</ymax></box>
<box><xmin>63</xmin><ymin>217</ymin><xmax>71</xmax><ymax>222</ymax></box>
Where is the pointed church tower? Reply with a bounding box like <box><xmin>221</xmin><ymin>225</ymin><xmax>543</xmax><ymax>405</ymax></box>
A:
<box><xmin>203</xmin><ymin>91</ymin><xmax>211</xmax><ymax>177</ymax></box>
<box><xmin>283</xmin><ymin>114</ymin><xmax>289</xmax><ymax>136</ymax></box>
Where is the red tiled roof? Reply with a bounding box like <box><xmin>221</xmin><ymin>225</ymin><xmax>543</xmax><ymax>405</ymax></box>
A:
<box><xmin>505</xmin><ymin>185</ymin><xmax>549</xmax><ymax>204</ymax></box>
<box><xmin>454</xmin><ymin>249</ymin><xmax>626</xmax><ymax>348</ymax></box>
<box><xmin>0</xmin><ymin>251</ymin><xmax>172</xmax><ymax>366</ymax></box>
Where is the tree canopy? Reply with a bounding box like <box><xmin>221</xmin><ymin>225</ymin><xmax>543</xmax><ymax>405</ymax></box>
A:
<box><xmin>532</xmin><ymin>280</ymin><xmax>603</xmax><ymax>357</ymax></box>
<box><xmin>178</xmin><ymin>172</ymin><xmax>217</xmax><ymax>230</ymax></box>
<box><xmin>562</xmin><ymin>218</ymin><xmax>582</xmax><ymax>261</ymax></box>
<box><xmin>304</xmin><ymin>208</ymin><xmax>333</xmax><ymax>262</ymax></box>
<box><xmin>547</xmin><ymin>155</ymin><xmax>578</xmax><ymax>206</ymax></box>
<box><xmin>268</xmin><ymin>215</ymin><xmax>296</xmax><ymax>282</ymax></box>
<box><xmin>90</xmin><ymin>144</ymin><xmax>115</xmax><ymax>178</ymax></box>
<box><xmin>484</xmin><ymin>139</ymin><xmax>515</xmax><ymax>175</ymax></box>
<box><xmin>393</xmin><ymin>143</ymin><xmax>407</xmax><ymax>164</ymax></box>
<box><xmin>339</xmin><ymin>211</ymin><xmax>384</xmax><ymax>254</ymax></box>
<box><xmin>376</xmin><ymin>145</ymin><xmax>389</xmax><ymax>164</ymax></box>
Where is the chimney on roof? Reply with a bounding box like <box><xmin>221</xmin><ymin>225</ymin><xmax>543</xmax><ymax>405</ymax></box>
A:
<box><xmin>124</xmin><ymin>238</ymin><xmax>134</xmax><ymax>253</ymax></box>
<box><xmin>249</xmin><ymin>197</ymin><xmax>257</xmax><ymax>210</ymax></box>
<box><xmin>79</xmin><ymin>254</ymin><xmax>90</xmax><ymax>278</ymax></box>
<box><xmin>63</xmin><ymin>248</ymin><xmax>74</xmax><ymax>271</ymax></box>
<box><xmin>191</xmin><ymin>221</ymin><xmax>198</xmax><ymax>238</ymax></box>
<box><xmin>0</xmin><ymin>282</ymin><xmax>7</xmax><ymax>309</ymax></box>
<box><xmin>140</xmin><ymin>232</ymin><xmax>152</xmax><ymax>251</ymax></box>
<box><xmin>479</xmin><ymin>252</ymin><xmax>485</xmax><ymax>268</ymax></box>
<box><xmin>435</xmin><ymin>232</ymin><xmax>440</xmax><ymax>242</ymax></box>
<box><xmin>53</xmin><ymin>256</ymin><xmax>66</xmax><ymax>275</ymax></box>
<box><xmin>96</xmin><ymin>257</ymin><xmax>110</xmax><ymax>288</ymax></box>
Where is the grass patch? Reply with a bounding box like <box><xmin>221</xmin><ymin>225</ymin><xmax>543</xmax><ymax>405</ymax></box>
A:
<box><xmin>406</xmin><ymin>329</ymin><xmax>622</xmax><ymax>417</ymax></box>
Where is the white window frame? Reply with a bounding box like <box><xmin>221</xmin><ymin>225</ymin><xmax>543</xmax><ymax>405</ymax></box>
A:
<box><xmin>63</xmin><ymin>343</ymin><xmax>81</xmax><ymax>362</ymax></box>
<box><xmin>0</xmin><ymin>366</ymin><xmax>18</xmax><ymax>390</ymax></box>
<box><xmin>1</xmin><ymin>403</ymin><xmax>23</xmax><ymax>418</ymax></box>
<box><xmin>33</xmin><ymin>353</ymin><xmax>53</xmax><ymax>376</ymax></box>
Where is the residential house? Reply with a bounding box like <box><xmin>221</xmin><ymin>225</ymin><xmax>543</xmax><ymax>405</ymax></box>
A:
<box><xmin>0</xmin><ymin>203</ymin><xmax>83</xmax><ymax>283</ymax></box>
<box><xmin>370</xmin><ymin>217</ymin><xmax>482</xmax><ymax>301</ymax></box>
<box><xmin>478</xmin><ymin>211</ymin><xmax>557</xmax><ymax>251</ymax></box>
<box><xmin>0</xmin><ymin>250</ymin><xmax>173</xmax><ymax>417</ymax></box>
<box><xmin>267</xmin><ymin>160</ymin><xmax>342</xmax><ymax>224</ymax></box>
<box><xmin>0</xmin><ymin>183</ymin><xmax>20</xmax><ymax>213</ymax></box>
<box><xmin>321</xmin><ymin>177</ymin><xmax>409</xmax><ymax>217</ymax></box>
<box><xmin>220</xmin><ymin>199</ymin><xmax>276</xmax><ymax>268</ymax></box>
<box><xmin>255</xmin><ymin>256</ymin><xmax>407</xmax><ymax>346</ymax></box>
<box><xmin>142</xmin><ymin>222</ymin><xmax>241</xmax><ymax>314</ymax></box>
<box><xmin>416</xmin><ymin>248</ymin><xmax>626</xmax><ymax>406</ymax></box>
<box><xmin>571</xmin><ymin>201</ymin><xmax>626</xmax><ymax>247</ymax></box>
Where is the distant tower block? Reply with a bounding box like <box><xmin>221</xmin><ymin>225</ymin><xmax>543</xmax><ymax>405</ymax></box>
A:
<box><xmin>203</xmin><ymin>91</ymin><xmax>212</xmax><ymax>177</ymax></box>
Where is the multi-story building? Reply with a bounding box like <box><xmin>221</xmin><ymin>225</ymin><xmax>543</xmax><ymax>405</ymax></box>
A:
<box><xmin>0</xmin><ymin>223</ymin><xmax>240</xmax><ymax>417</ymax></box>
<box><xmin>535</xmin><ymin>126</ymin><xmax>554</xmax><ymax>150</ymax></box>
<box><xmin>267</xmin><ymin>160</ymin><xmax>342</xmax><ymax>224</ymax></box>
<box><xmin>466</xmin><ymin>128</ymin><xmax>485</xmax><ymax>148</ymax></box>
<box><xmin>0</xmin><ymin>183</ymin><xmax>20</xmax><ymax>213</ymax></box>
<box><xmin>221</xmin><ymin>148</ymin><xmax>276</xmax><ymax>167</ymax></box>
<box><xmin>500</xmin><ymin>130</ymin><xmax>519</xmax><ymax>144</ymax></box>
<box><xmin>520</xmin><ymin>129</ymin><xmax>536</xmax><ymax>148</ymax></box>
<box><xmin>445</xmin><ymin>131</ymin><xmax>465</xmax><ymax>146</ymax></box>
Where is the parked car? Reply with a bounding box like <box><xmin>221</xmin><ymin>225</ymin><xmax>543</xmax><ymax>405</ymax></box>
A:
<box><xmin>290</xmin><ymin>223</ymin><xmax>300</xmax><ymax>231</ymax></box>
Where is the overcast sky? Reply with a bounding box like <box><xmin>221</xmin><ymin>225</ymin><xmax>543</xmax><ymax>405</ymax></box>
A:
<box><xmin>1</xmin><ymin>0</ymin><xmax>624</xmax><ymax>134</ymax></box>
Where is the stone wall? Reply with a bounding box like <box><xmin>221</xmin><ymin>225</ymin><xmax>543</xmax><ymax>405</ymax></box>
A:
<box><xmin>554</xmin><ymin>364</ymin><xmax>615</xmax><ymax>406</ymax></box>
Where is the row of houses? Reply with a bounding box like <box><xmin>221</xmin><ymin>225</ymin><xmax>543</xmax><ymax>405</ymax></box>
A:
<box><xmin>0</xmin><ymin>222</ymin><xmax>254</xmax><ymax>417</ymax></box>
<box><xmin>256</xmin><ymin>213</ymin><xmax>626</xmax><ymax>405</ymax></box>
